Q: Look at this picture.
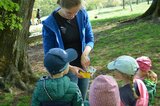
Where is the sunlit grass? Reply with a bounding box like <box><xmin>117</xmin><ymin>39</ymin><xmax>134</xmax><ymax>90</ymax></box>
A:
<box><xmin>88</xmin><ymin>2</ymin><xmax>150</xmax><ymax>20</ymax></box>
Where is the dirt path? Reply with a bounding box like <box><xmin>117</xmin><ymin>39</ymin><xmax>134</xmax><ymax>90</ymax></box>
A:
<box><xmin>28</xmin><ymin>44</ymin><xmax>46</xmax><ymax>72</ymax></box>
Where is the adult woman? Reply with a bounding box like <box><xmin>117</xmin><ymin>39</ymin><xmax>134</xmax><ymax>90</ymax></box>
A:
<box><xmin>42</xmin><ymin>0</ymin><xmax>94</xmax><ymax>100</ymax></box>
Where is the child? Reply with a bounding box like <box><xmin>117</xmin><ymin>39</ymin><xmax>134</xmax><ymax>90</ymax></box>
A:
<box><xmin>89</xmin><ymin>75</ymin><xmax>120</xmax><ymax>106</ymax></box>
<box><xmin>107</xmin><ymin>55</ymin><xmax>149</xmax><ymax>106</ymax></box>
<box><xmin>135</xmin><ymin>56</ymin><xmax>157</xmax><ymax>83</ymax></box>
<box><xmin>32</xmin><ymin>48</ymin><xmax>83</xmax><ymax>106</ymax></box>
<box><xmin>135</xmin><ymin>56</ymin><xmax>157</xmax><ymax>105</ymax></box>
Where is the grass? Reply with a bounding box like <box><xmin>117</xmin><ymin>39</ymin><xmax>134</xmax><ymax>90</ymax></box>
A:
<box><xmin>90</xmin><ymin>17</ymin><xmax>160</xmax><ymax>79</ymax></box>
<box><xmin>1</xmin><ymin>2</ymin><xmax>160</xmax><ymax>106</ymax></box>
<box><xmin>88</xmin><ymin>2</ymin><xmax>150</xmax><ymax>20</ymax></box>
<box><xmin>0</xmin><ymin>93</ymin><xmax>13</xmax><ymax>106</ymax></box>
<box><xmin>91</xmin><ymin>21</ymin><xmax>160</xmax><ymax>65</ymax></box>
<box><xmin>88</xmin><ymin>2</ymin><xmax>160</xmax><ymax>106</ymax></box>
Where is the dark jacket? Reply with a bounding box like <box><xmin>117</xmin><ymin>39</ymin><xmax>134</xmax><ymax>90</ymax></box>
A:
<box><xmin>32</xmin><ymin>76</ymin><xmax>83</xmax><ymax>106</ymax></box>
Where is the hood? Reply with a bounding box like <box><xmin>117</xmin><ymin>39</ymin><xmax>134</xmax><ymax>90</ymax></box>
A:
<box><xmin>40</xmin><ymin>76</ymin><xmax>70</xmax><ymax>100</ymax></box>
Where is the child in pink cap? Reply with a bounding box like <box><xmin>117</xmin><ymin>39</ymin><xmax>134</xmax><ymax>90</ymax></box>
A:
<box><xmin>89</xmin><ymin>75</ymin><xmax>120</xmax><ymax>106</ymax></box>
<box><xmin>135</xmin><ymin>56</ymin><xmax>157</xmax><ymax>83</ymax></box>
<box><xmin>135</xmin><ymin>56</ymin><xmax>157</xmax><ymax>105</ymax></box>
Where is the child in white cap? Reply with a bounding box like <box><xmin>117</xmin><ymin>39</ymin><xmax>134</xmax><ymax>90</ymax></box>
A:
<box><xmin>89</xmin><ymin>75</ymin><xmax>120</xmax><ymax>106</ymax></box>
<box><xmin>107</xmin><ymin>55</ymin><xmax>149</xmax><ymax>106</ymax></box>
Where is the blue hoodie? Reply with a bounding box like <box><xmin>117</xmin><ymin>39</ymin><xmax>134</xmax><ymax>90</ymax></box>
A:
<box><xmin>42</xmin><ymin>8</ymin><xmax>94</xmax><ymax>55</ymax></box>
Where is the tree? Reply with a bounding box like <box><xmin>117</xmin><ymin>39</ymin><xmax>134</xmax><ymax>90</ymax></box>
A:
<box><xmin>129</xmin><ymin>0</ymin><xmax>133</xmax><ymax>11</ymax></box>
<box><xmin>122</xmin><ymin>0</ymin><xmax>160</xmax><ymax>23</ymax></box>
<box><xmin>123</xmin><ymin>0</ymin><xmax>125</xmax><ymax>9</ymax></box>
<box><xmin>136</xmin><ymin>0</ymin><xmax>139</xmax><ymax>5</ymax></box>
<box><xmin>147</xmin><ymin>0</ymin><xmax>150</xmax><ymax>4</ymax></box>
<box><xmin>139</xmin><ymin>0</ymin><xmax>160</xmax><ymax>21</ymax></box>
<box><xmin>0</xmin><ymin>0</ymin><xmax>36</xmax><ymax>91</ymax></box>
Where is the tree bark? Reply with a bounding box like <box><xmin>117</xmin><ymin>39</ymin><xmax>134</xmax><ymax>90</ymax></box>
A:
<box><xmin>0</xmin><ymin>0</ymin><xmax>36</xmax><ymax>92</ymax></box>
<box><xmin>147</xmin><ymin>0</ymin><xmax>150</xmax><ymax>4</ymax></box>
<box><xmin>136</xmin><ymin>0</ymin><xmax>139</xmax><ymax>5</ymax></box>
<box><xmin>123</xmin><ymin>0</ymin><xmax>125</xmax><ymax>9</ymax></box>
<box><xmin>139</xmin><ymin>0</ymin><xmax>160</xmax><ymax>21</ymax></box>
<box><xmin>129</xmin><ymin>0</ymin><xmax>133</xmax><ymax>11</ymax></box>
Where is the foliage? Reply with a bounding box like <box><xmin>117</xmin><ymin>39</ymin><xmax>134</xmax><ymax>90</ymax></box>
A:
<box><xmin>16</xmin><ymin>95</ymin><xmax>31</xmax><ymax>106</ymax></box>
<box><xmin>0</xmin><ymin>0</ymin><xmax>22</xmax><ymax>30</ymax></box>
<box><xmin>0</xmin><ymin>93</ymin><xmax>13</xmax><ymax>105</ymax></box>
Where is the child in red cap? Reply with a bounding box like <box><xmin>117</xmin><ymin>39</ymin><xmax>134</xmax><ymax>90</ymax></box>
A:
<box><xmin>134</xmin><ymin>56</ymin><xmax>157</xmax><ymax>83</ymax></box>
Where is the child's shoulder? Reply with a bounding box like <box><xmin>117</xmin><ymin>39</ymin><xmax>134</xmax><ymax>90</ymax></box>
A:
<box><xmin>65</xmin><ymin>77</ymin><xmax>79</xmax><ymax>90</ymax></box>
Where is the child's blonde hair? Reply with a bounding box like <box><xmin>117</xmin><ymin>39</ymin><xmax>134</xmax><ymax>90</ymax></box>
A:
<box><xmin>119</xmin><ymin>72</ymin><xmax>139</xmax><ymax>99</ymax></box>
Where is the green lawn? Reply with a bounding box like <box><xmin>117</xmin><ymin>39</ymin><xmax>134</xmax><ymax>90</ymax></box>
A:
<box><xmin>88</xmin><ymin>2</ymin><xmax>150</xmax><ymax>20</ymax></box>
<box><xmin>90</xmin><ymin>17</ymin><xmax>160</xmax><ymax>106</ymax></box>
<box><xmin>1</xmin><ymin>2</ymin><xmax>160</xmax><ymax>106</ymax></box>
<box><xmin>88</xmin><ymin>2</ymin><xmax>160</xmax><ymax>106</ymax></box>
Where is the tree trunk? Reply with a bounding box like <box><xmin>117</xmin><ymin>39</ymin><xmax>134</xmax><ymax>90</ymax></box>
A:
<box><xmin>136</xmin><ymin>0</ymin><xmax>139</xmax><ymax>5</ymax></box>
<box><xmin>123</xmin><ymin>0</ymin><xmax>125</xmax><ymax>9</ymax></box>
<box><xmin>129</xmin><ymin>0</ymin><xmax>133</xmax><ymax>11</ymax></box>
<box><xmin>147</xmin><ymin>0</ymin><xmax>150</xmax><ymax>4</ymax></box>
<box><xmin>139</xmin><ymin>0</ymin><xmax>160</xmax><ymax>21</ymax></box>
<box><xmin>0</xmin><ymin>0</ymin><xmax>36</xmax><ymax>92</ymax></box>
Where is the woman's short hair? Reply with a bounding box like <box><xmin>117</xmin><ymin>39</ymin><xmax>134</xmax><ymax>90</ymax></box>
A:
<box><xmin>57</xmin><ymin>0</ymin><xmax>82</xmax><ymax>9</ymax></box>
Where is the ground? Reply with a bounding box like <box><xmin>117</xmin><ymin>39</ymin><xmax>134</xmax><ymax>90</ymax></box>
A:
<box><xmin>28</xmin><ymin>43</ymin><xmax>46</xmax><ymax>73</ymax></box>
<box><xmin>28</xmin><ymin>24</ymin><xmax>46</xmax><ymax>73</ymax></box>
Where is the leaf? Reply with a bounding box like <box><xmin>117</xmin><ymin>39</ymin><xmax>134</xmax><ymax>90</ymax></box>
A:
<box><xmin>0</xmin><ymin>0</ymin><xmax>21</xmax><ymax>30</ymax></box>
<box><xmin>0</xmin><ymin>21</ymin><xmax>4</xmax><ymax>30</ymax></box>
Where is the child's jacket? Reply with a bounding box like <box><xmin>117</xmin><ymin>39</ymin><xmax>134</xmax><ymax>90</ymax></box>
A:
<box><xmin>32</xmin><ymin>76</ymin><xmax>83</xmax><ymax>106</ymax></box>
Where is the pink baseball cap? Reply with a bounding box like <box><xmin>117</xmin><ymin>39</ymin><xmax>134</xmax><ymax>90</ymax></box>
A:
<box><xmin>136</xmin><ymin>56</ymin><xmax>152</xmax><ymax>72</ymax></box>
<box><xmin>89</xmin><ymin>75</ymin><xmax>120</xmax><ymax>106</ymax></box>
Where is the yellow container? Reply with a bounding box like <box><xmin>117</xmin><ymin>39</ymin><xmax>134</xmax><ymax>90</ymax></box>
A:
<box><xmin>79</xmin><ymin>71</ymin><xmax>91</xmax><ymax>78</ymax></box>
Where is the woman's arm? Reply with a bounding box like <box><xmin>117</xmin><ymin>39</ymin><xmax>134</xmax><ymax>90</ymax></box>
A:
<box><xmin>81</xmin><ymin>9</ymin><xmax>94</xmax><ymax>69</ymax></box>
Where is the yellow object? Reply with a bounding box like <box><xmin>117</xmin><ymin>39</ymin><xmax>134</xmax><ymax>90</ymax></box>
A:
<box><xmin>79</xmin><ymin>71</ymin><xmax>91</xmax><ymax>78</ymax></box>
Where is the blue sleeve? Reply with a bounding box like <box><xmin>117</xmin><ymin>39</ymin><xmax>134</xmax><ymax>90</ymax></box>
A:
<box><xmin>84</xmin><ymin>10</ymin><xmax>94</xmax><ymax>49</ymax></box>
<box><xmin>42</xmin><ymin>25</ymin><xmax>56</xmax><ymax>56</ymax></box>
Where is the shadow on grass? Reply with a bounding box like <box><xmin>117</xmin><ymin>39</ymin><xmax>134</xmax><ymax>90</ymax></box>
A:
<box><xmin>91</xmin><ymin>13</ymin><xmax>141</xmax><ymax>28</ymax></box>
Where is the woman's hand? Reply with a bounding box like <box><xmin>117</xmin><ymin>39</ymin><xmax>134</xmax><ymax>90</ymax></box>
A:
<box><xmin>81</xmin><ymin>53</ymin><xmax>90</xmax><ymax>70</ymax></box>
<box><xmin>69</xmin><ymin>65</ymin><xmax>84</xmax><ymax>78</ymax></box>
<box><xmin>81</xmin><ymin>46</ymin><xmax>92</xmax><ymax>70</ymax></box>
